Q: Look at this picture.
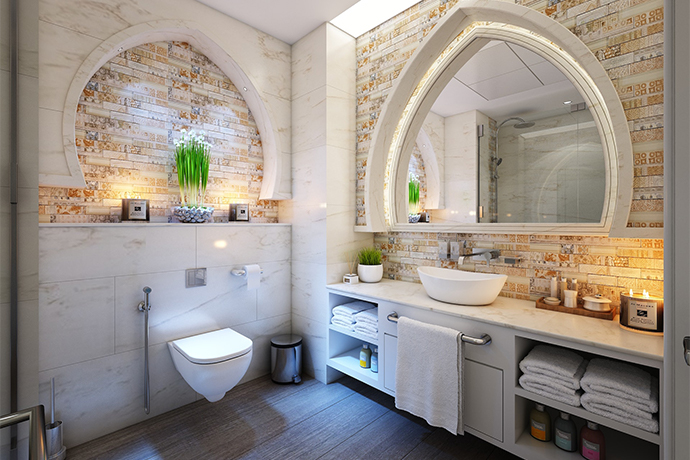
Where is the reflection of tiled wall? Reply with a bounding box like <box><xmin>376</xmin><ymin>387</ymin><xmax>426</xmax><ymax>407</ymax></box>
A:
<box><xmin>39</xmin><ymin>42</ymin><xmax>278</xmax><ymax>223</ymax></box>
<box><xmin>377</xmin><ymin>232</ymin><xmax>664</xmax><ymax>304</ymax></box>
<box><xmin>357</xmin><ymin>0</ymin><xmax>664</xmax><ymax>300</ymax></box>
<box><xmin>356</xmin><ymin>0</ymin><xmax>664</xmax><ymax>229</ymax></box>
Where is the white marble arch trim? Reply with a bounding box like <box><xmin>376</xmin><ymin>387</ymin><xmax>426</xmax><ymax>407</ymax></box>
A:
<box><xmin>360</xmin><ymin>0</ymin><xmax>638</xmax><ymax>237</ymax></box>
<box><xmin>40</xmin><ymin>20</ymin><xmax>291</xmax><ymax>200</ymax></box>
<box><xmin>415</xmin><ymin>128</ymin><xmax>442</xmax><ymax>210</ymax></box>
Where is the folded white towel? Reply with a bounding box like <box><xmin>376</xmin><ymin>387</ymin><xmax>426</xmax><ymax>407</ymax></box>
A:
<box><xmin>581</xmin><ymin>358</ymin><xmax>659</xmax><ymax>413</ymax></box>
<box><xmin>332</xmin><ymin>301</ymin><xmax>375</xmax><ymax>321</ymax></box>
<box><xmin>395</xmin><ymin>317</ymin><xmax>463</xmax><ymax>435</ymax></box>
<box><xmin>581</xmin><ymin>393</ymin><xmax>659</xmax><ymax>433</ymax></box>
<box><xmin>332</xmin><ymin>312</ymin><xmax>355</xmax><ymax>323</ymax></box>
<box><xmin>354</xmin><ymin>316</ymin><xmax>378</xmax><ymax>328</ymax></box>
<box><xmin>354</xmin><ymin>308</ymin><xmax>378</xmax><ymax>325</ymax></box>
<box><xmin>353</xmin><ymin>323</ymin><xmax>378</xmax><ymax>336</ymax></box>
<box><xmin>519</xmin><ymin>345</ymin><xmax>586</xmax><ymax>390</ymax></box>
<box><xmin>356</xmin><ymin>330</ymin><xmax>378</xmax><ymax>343</ymax></box>
<box><xmin>519</xmin><ymin>374</ymin><xmax>582</xmax><ymax>407</ymax></box>
<box><xmin>330</xmin><ymin>317</ymin><xmax>355</xmax><ymax>330</ymax></box>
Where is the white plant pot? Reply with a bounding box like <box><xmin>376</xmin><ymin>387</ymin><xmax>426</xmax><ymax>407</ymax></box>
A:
<box><xmin>358</xmin><ymin>264</ymin><xmax>383</xmax><ymax>283</ymax></box>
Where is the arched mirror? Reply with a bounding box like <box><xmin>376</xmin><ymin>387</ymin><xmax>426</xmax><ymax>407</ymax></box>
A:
<box><xmin>406</xmin><ymin>39</ymin><xmax>606</xmax><ymax>226</ymax></box>
<box><xmin>362</xmin><ymin>4</ymin><xmax>635</xmax><ymax>236</ymax></box>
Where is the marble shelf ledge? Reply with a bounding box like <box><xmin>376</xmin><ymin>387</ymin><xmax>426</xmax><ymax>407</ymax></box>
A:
<box><xmin>39</xmin><ymin>222</ymin><xmax>291</xmax><ymax>228</ymax></box>
<box><xmin>327</xmin><ymin>279</ymin><xmax>663</xmax><ymax>362</ymax></box>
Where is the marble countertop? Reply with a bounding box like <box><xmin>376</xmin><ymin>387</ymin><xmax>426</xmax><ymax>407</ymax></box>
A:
<box><xmin>327</xmin><ymin>279</ymin><xmax>664</xmax><ymax>362</ymax></box>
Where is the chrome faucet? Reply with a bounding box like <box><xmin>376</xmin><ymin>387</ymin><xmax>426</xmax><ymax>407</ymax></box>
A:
<box><xmin>458</xmin><ymin>249</ymin><xmax>501</xmax><ymax>266</ymax></box>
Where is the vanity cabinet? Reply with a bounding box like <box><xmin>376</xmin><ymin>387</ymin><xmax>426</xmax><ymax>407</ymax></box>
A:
<box><xmin>326</xmin><ymin>280</ymin><xmax>664</xmax><ymax>460</ymax></box>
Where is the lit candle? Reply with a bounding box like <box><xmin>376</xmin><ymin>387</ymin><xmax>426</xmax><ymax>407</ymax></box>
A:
<box><xmin>620</xmin><ymin>290</ymin><xmax>664</xmax><ymax>334</ymax></box>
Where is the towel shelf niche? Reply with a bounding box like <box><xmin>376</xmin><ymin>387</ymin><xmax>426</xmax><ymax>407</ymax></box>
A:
<box><xmin>386</xmin><ymin>312</ymin><xmax>492</xmax><ymax>345</ymax></box>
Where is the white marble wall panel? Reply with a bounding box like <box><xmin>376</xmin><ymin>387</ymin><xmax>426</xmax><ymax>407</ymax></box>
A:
<box><xmin>287</xmin><ymin>24</ymin><xmax>371</xmax><ymax>382</ymax></box>
<box><xmin>38</xmin><ymin>224</ymin><xmax>291</xmax><ymax>446</ymax></box>
<box><xmin>233</xmin><ymin>313</ymin><xmax>291</xmax><ymax>384</ymax></box>
<box><xmin>39</xmin><ymin>278</ymin><xmax>115</xmax><ymax>370</ymax></box>
<box><xmin>196</xmin><ymin>224</ymin><xmax>291</xmax><ymax>268</ymax></box>
<box><xmin>39</xmin><ymin>226</ymin><xmax>197</xmax><ymax>283</ymax></box>
<box><xmin>38</xmin><ymin>342</ymin><xmax>196</xmax><ymax>448</ymax></box>
<box><xmin>292</xmin><ymin>313</ymin><xmax>327</xmax><ymax>383</ymax></box>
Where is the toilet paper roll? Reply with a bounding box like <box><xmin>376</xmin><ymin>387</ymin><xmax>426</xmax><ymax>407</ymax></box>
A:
<box><xmin>243</xmin><ymin>264</ymin><xmax>261</xmax><ymax>290</ymax></box>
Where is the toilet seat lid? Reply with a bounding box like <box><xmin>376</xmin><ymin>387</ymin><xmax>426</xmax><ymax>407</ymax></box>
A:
<box><xmin>172</xmin><ymin>328</ymin><xmax>252</xmax><ymax>364</ymax></box>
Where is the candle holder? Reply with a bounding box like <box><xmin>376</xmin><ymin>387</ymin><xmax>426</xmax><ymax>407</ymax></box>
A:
<box><xmin>619</xmin><ymin>290</ymin><xmax>664</xmax><ymax>335</ymax></box>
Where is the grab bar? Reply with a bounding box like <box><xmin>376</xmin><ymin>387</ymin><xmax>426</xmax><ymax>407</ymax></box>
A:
<box><xmin>138</xmin><ymin>286</ymin><xmax>152</xmax><ymax>414</ymax></box>
<box><xmin>386</xmin><ymin>312</ymin><xmax>492</xmax><ymax>346</ymax></box>
<box><xmin>0</xmin><ymin>405</ymin><xmax>47</xmax><ymax>460</ymax></box>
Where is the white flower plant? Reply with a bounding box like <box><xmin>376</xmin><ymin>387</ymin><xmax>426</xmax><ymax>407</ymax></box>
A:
<box><xmin>173</xmin><ymin>129</ymin><xmax>212</xmax><ymax>208</ymax></box>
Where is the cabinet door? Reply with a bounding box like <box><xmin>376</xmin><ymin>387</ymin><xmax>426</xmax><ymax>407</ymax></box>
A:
<box><xmin>384</xmin><ymin>333</ymin><xmax>397</xmax><ymax>392</ymax></box>
<box><xmin>464</xmin><ymin>359</ymin><xmax>503</xmax><ymax>442</ymax></box>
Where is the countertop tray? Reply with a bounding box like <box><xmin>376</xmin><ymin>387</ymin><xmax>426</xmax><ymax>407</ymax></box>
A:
<box><xmin>535</xmin><ymin>297</ymin><xmax>617</xmax><ymax>321</ymax></box>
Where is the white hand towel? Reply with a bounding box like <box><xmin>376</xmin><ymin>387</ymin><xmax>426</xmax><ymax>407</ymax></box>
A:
<box><xmin>330</xmin><ymin>317</ymin><xmax>355</xmax><ymax>330</ymax></box>
<box><xmin>331</xmin><ymin>312</ymin><xmax>356</xmax><ymax>324</ymax></box>
<box><xmin>395</xmin><ymin>317</ymin><xmax>463</xmax><ymax>435</ymax></box>
<box><xmin>519</xmin><ymin>374</ymin><xmax>582</xmax><ymax>407</ymax></box>
<box><xmin>580</xmin><ymin>358</ymin><xmax>659</xmax><ymax>413</ymax></box>
<box><xmin>581</xmin><ymin>393</ymin><xmax>659</xmax><ymax>433</ymax></box>
<box><xmin>519</xmin><ymin>344</ymin><xmax>586</xmax><ymax>390</ymax></box>
<box><xmin>332</xmin><ymin>301</ymin><xmax>375</xmax><ymax>321</ymax></box>
<box><xmin>354</xmin><ymin>309</ymin><xmax>378</xmax><ymax>325</ymax></box>
<box><xmin>353</xmin><ymin>323</ymin><xmax>378</xmax><ymax>336</ymax></box>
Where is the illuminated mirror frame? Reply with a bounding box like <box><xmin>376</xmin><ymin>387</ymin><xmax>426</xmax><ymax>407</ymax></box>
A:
<box><xmin>361</xmin><ymin>1</ymin><xmax>636</xmax><ymax>236</ymax></box>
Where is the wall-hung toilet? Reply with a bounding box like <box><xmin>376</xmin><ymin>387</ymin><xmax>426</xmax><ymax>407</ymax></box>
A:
<box><xmin>168</xmin><ymin>328</ymin><xmax>253</xmax><ymax>402</ymax></box>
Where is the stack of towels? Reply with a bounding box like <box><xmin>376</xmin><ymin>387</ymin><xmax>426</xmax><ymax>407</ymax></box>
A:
<box><xmin>580</xmin><ymin>358</ymin><xmax>659</xmax><ymax>433</ymax></box>
<box><xmin>330</xmin><ymin>301</ymin><xmax>378</xmax><ymax>341</ymax></box>
<box><xmin>518</xmin><ymin>344</ymin><xmax>587</xmax><ymax>407</ymax></box>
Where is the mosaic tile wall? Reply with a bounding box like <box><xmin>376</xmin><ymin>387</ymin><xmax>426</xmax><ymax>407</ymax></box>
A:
<box><xmin>376</xmin><ymin>232</ymin><xmax>664</xmax><ymax>304</ymax></box>
<box><xmin>39</xmin><ymin>41</ymin><xmax>278</xmax><ymax>223</ymax></box>
<box><xmin>355</xmin><ymin>0</ymin><xmax>664</xmax><ymax>229</ymax></box>
<box><xmin>357</xmin><ymin>0</ymin><xmax>665</xmax><ymax>300</ymax></box>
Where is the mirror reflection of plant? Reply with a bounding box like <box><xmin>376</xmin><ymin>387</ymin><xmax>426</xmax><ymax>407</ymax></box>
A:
<box><xmin>408</xmin><ymin>172</ymin><xmax>420</xmax><ymax>215</ymax></box>
<box><xmin>174</xmin><ymin>129</ymin><xmax>212</xmax><ymax>208</ymax></box>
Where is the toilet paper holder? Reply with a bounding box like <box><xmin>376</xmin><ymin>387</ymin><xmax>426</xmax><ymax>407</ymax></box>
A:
<box><xmin>231</xmin><ymin>267</ymin><xmax>264</xmax><ymax>277</ymax></box>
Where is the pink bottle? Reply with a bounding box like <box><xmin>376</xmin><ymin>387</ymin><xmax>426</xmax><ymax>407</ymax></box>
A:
<box><xmin>580</xmin><ymin>421</ymin><xmax>606</xmax><ymax>460</ymax></box>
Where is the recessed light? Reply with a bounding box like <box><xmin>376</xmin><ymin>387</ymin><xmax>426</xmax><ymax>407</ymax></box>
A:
<box><xmin>563</xmin><ymin>100</ymin><xmax>572</xmax><ymax>105</ymax></box>
<box><xmin>243</xmin><ymin>87</ymin><xmax>248</xmax><ymax>92</ymax></box>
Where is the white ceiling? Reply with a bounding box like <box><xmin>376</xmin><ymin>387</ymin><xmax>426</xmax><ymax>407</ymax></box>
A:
<box><xmin>195</xmin><ymin>0</ymin><xmax>360</xmax><ymax>44</ymax></box>
<box><xmin>430</xmin><ymin>41</ymin><xmax>585</xmax><ymax>121</ymax></box>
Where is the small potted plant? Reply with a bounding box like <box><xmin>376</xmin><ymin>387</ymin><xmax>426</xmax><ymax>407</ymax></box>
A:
<box><xmin>409</xmin><ymin>172</ymin><xmax>421</xmax><ymax>223</ymax></box>
<box><xmin>172</xmin><ymin>129</ymin><xmax>214</xmax><ymax>223</ymax></box>
<box><xmin>357</xmin><ymin>247</ymin><xmax>383</xmax><ymax>283</ymax></box>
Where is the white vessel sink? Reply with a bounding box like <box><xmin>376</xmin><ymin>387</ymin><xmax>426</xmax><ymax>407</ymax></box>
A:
<box><xmin>417</xmin><ymin>266</ymin><xmax>507</xmax><ymax>305</ymax></box>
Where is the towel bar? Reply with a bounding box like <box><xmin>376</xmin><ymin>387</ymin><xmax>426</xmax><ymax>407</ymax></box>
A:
<box><xmin>386</xmin><ymin>312</ymin><xmax>492</xmax><ymax>346</ymax></box>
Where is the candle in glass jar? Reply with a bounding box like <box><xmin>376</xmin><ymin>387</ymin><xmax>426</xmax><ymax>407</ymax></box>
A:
<box><xmin>619</xmin><ymin>290</ymin><xmax>664</xmax><ymax>334</ymax></box>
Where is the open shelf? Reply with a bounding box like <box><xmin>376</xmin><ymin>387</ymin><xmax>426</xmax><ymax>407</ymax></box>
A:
<box><xmin>515</xmin><ymin>426</ymin><xmax>659</xmax><ymax>460</ymax></box>
<box><xmin>328</xmin><ymin>347</ymin><xmax>379</xmax><ymax>387</ymax></box>
<box><xmin>514</xmin><ymin>387</ymin><xmax>660</xmax><ymax>445</ymax></box>
<box><xmin>329</xmin><ymin>324</ymin><xmax>378</xmax><ymax>345</ymax></box>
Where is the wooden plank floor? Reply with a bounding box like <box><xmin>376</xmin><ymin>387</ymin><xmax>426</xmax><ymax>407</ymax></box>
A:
<box><xmin>68</xmin><ymin>376</ymin><xmax>522</xmax><ymax>460</ymax></box>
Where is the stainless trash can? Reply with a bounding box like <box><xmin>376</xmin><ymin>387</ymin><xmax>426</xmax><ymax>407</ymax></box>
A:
<box><xmin>271</xmin><ymin>335</ymin><xmax>302</xmax><ymax>384</ymax></box>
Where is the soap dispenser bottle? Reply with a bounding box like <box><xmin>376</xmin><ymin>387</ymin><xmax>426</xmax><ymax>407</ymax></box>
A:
<box><xmin>580</xmin><ymin>421</ymin><xmax>606</xmax><ymax>460</ymax></box>
<box><xmin>530</xmin><ymin>403</ymin><xmax>552</xmax><ymax>442</ymax></box>
<box><xmin>554</xmin><ymin>412</ymin><xmax>577</xmax><ymax>452</ymax></box>
<box><xmin>359</xmin><ymin>344</ymin><xmax>372</xmax><ymax>369</ymax></box>
<box><xmin>371</xmin><ymin>347</ymin><xmax>378</xmax><ymax>373</ymax></box>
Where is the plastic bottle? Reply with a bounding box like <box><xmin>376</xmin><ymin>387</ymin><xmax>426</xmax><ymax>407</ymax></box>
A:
<box><xmin>530</xmin><ymin>403</ymin><xmax>551</xmax><ymax>442</ymax></box>
<box><xmin>580</xmin><ymin>421</ymin><xmax>606</xmax><ymax>460</ymax></box>
<box><xmin>371</xmin><ymin>347</ymin><xmax>378</xmax><ymax>373</ymax></box>
<box><xmin>550</xmin><ymin>276</ymin><xmax>558</xmax><ymax>298</ymax></box>
<box><xmin>554</xmin><ymin>412</ymin><xmax>577</xmax><ymax>452</ymax></box>
<box><xmin>359</xmin><ymin>343</ymin><xmax>372</xmax><ymax>369</ymax></box>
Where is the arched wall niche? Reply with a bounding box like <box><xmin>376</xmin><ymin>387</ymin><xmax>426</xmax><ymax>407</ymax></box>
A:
<box><xmin>40</xmin><ymin>20</ymin><xmax>290</xmax><ymax>202</ymax></box>
<box><xmin>361</xmin><ymin>0</ymin><xmax>640</xmax><ymax>237</ymax></box>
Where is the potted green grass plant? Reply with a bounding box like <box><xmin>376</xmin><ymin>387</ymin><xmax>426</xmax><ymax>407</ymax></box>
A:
<box><xmin>408</xmin><ymin>172</ymin><xmax>421</xmax><ymax>223</ymax></box>
<box><xmin>357</xmin><ymin>246</ymin><xmax>383</xmax><ymax>283</ymax></box>
<box><xmin>172</xmin><ymin>129</ymin><xmax>214</xmax><ymax>223</ymax></box>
